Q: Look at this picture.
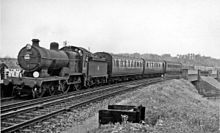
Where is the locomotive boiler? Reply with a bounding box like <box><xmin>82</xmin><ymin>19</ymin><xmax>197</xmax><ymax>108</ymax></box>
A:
<box><xmin>18</xmin><ymin>39</ymin><xmax>69</xmax><ymax>77</ymax></box>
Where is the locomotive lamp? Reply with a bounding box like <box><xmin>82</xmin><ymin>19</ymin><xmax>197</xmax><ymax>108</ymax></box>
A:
<box><xmin>26</xmin><ymin>44</ymin><xmax>32</xmax><ymax>50</ymax></box>
<box><xmin>33</xmin><ymin>71</ymin><xmax>39</xmax><ymax>78</ymax></box>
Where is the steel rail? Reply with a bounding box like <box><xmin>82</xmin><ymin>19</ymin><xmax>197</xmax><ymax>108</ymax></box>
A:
<box><xmin>1</xmin><ymin>96</ymin><xmax>15</xmax><ymax>102</ymax></box>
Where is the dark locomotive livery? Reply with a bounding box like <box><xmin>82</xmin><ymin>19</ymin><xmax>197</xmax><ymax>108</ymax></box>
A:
<box><xmin>4</xmin><ymin>39</ymin><xmax>182</xmax><ymax>98</ymax></box>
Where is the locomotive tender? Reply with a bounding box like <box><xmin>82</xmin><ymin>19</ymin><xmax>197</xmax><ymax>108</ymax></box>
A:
<box><xmin>4</xmin><ymin>39</ymin><xmax>182</xmax><ymax>98</ymax></box>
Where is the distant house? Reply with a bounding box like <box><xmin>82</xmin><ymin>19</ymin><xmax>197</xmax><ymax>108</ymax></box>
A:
<box><xmin>0</xmin><ymin>63</ymin><xmax>8</xmax><ymax>70</ymax></box>
<box><xmin>0</xmin><ymin>58</ymin><xmax>20</xmax><ymax>69</ymax></box>
<box><xmin>0</xmin><ymin>62</ymin><xmax>22</xmax><ymax>82</ymax></box>
<box><xmin>0</xmin><ymin>63</ymin><xmax>8</xmax><ymax>83</ymax></box>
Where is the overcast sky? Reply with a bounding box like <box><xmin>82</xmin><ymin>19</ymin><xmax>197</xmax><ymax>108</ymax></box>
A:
<box><xmin>1</xmin><ymin>0</ymin><xmax>220</xmax><ymax>59</ymax></box>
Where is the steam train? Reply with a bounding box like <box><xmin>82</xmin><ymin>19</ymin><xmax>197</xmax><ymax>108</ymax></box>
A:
<box><xmin>4</xmin><ymin>39</ymin><xmax>182</xmax><ymax>98</ymax></box>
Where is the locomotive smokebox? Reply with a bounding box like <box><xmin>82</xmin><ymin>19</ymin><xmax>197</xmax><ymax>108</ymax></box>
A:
<box><xmin>50</xmin><ymin>42</ymin><xmax>59</xmax><ymax>50</ymax></box>
<box><xmin>32</xmin><ymin>39</ymin><xmax>40</xmax><ymax>47</ymax></box>
<box><xmin>18</xmin><ymin>39</ymin><xmax>69</xmax><ymax>72</ymax></box>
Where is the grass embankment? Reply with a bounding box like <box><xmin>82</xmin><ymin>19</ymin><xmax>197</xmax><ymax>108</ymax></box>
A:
<box><xmin>92</xmin><ymin>79</ymin><xmax>219</xmax><ymax>133</ymax></box>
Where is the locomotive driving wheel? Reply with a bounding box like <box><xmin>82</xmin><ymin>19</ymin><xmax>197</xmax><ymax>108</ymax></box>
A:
<box><xmin>73</xmin><ymin>83</ymin><xmax>81</xmax><ymax>91</ymax></box>
<box><xmin>48</xmin><ymin>85</ymin><xmax>57</xmax><ymax>96</ymax></box>
<box><xmin>32</xmin><ymin>86</ymin><xmax>46</xmax><ymax>98</ymax></box>
<box><xmin>12</xmin><ymin>86</ymin><xmax>21</xmax><ymax>97</ymax></box>
<box><xmin>59</xmin><ymin>81</ymin><xmax>70</xmax><ymax>94</ymax></box>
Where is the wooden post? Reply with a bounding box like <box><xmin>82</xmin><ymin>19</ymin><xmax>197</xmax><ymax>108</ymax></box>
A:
<box><xmin>182</xmin><ymin>69</ymin><xmax>188</xmax><ymax>80</ymax></box>
<box><xmin>198</xmin><ymin>70</ymin><xmax>201</xmax><ymax>81</ymax></box>
<box><xmin>217</xmin><ymin>70</ymin><xmax>219</xmax><ymax>80</ymax></box>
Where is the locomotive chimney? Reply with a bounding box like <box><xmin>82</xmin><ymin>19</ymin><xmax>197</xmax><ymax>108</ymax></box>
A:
<box><xmin>50</xmin><ymin>42</ymin><xmax>59</xmax><ymax>50</ymax></box>
<box><xmin>32</xmin><ymin>39</ymin><xmax>40</xmax><ymax>47</ymax></box>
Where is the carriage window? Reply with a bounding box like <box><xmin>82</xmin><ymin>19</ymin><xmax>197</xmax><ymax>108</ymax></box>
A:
<box><xmin>116</xmin><ymin>59</ymin><xmax>119</xmax><ymax>67</ymax></box>
<box><xmin>120</xmin><ymin>60</ymin><xmax>123</xmax><ymax>67</ymax></box>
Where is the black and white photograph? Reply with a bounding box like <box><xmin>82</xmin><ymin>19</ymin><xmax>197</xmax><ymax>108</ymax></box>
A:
<box><xmin>1</xmin><ymin>0</ymin><xmax>220</xmax><ymax>132</ymax></box>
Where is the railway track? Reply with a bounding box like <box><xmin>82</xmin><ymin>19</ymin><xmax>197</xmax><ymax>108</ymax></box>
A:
<box><xmin>1</xmin><ymin>96</ymin><xmax>15</xmax><ymax>102</ymax></box>
<box><xmin>1</xmin><ymin>77</ymin><xmax>152</xmax><ymax>114</ymax></box>
<box><xmin>1</xmin><ymin>77</ymin><xmax>163</xmax><ymax>133</ymax></box>
<box><xmin>1</xmin><ymin>94</ymin><xmax>30</xmax><ymax>107</ymax></box>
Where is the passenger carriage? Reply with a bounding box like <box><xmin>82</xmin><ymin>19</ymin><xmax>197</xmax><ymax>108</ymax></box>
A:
<box><xmin>95</xmin><ymin>52</ymin><xmax>144</xmax><ymax>82</ymax></box>
<box><xmin>143</xmin><ymin>59</ymin><xmax>165</xmax><ymax>77</ymax></box>
<box><xmin>164</xmin><ymin>61</ymin><xmax>182</xmax><ymax>78</ymax></box>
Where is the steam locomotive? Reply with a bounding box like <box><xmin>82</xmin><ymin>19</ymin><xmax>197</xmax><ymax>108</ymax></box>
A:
<box><xmin>4</xmin><ymin>39</ymin><xmax>182</xmax><ymax>98</ymax></box>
